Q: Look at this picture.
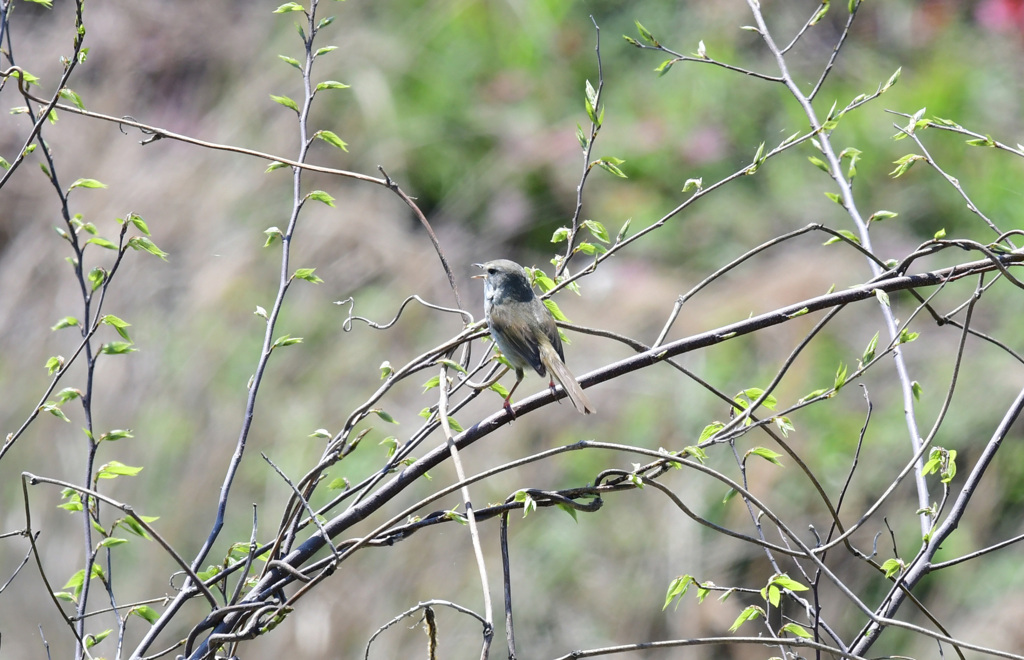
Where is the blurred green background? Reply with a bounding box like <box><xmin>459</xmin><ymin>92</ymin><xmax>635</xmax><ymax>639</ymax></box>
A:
<box><xmin>3</xmin><ymin>0</ymin><xmax>1024</xmax><ymax>658</ymax></box>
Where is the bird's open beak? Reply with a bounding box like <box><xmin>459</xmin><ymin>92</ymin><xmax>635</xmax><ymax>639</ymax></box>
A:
<box><xmin>471</xmin><ymin>263</ymin><xmax>485</xmax><ymax>279</ymax></box>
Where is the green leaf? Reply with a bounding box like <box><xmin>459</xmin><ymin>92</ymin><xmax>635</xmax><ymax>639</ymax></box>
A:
<box><xmin>555</xmin><ymin>503</ymin><xmax>578</xmax><ymax>522</ymax></box>
<box><xmin>99</xmin><ymin>428</ymin><xmax>133</xmax><ymax>442</ymax></box>
<box><xmin>380</xmin><ymin>361</ymin><xmax>393</xmax><ymax>380</ymax></box>
<box><xmin>698</xmin><ymin>422</ymin><xmax>724</xmax><ymax>443</ymax></box>
<box><xmin>616</xmin><ymin>218</ymin><xmax>631</xmax><ymax>242</ymax></box>
<box><xmin>654</xmin><ymin>58</ymin><xmax>678</xmax><ymax>76</ymax></box>
<box><xmin>807</xmin><ymin>156</ymin><xmax>829</xmax><ymax>172</ymax></box>
<box><xmin>635</xmin><ymin>20</ymin><xmax>658</xmax><ymax>46</ymax></box>
<box><xmin>595</xmin><ymin>158</ymin><xmax>627</xmax><ymax>178</ymax></box>
<box><xmin>799</xmin><ymin>388</ymin><xmax>829</xmax><ymax>403</ymax></box>
<box><xmin>513</xmin><ymin>490</ymin><xmax>537</xmax><ymax>518</ymax></box>
<box><xmin>315</xmin><ymin>46</ymin><xmax>338</xmax><ymax>57</ymax></box>
<box><xmin>270</xmin><ymin>94</ymin><xmax>300</xmax><ymax>112</ymax></box>
<box><xmin>823</xmin><ymin>191</ymin><xmax>843</xmax><ymax>206</ymax></box>
<box><xmin>551</xmin><ymin>227</ymin><xmax>570</xmax><ymax>244</ymax></box>
<box><xmin>379</xmin><ymin>436</ymin><xmax>398</xmax><ymax>458</ymax></box>
<box><xmin>873</xmin><ymin>288</ymin><xmax>890</xmax><ymax>307</ymax></box>
<box><xmin>542</xmin><ymin>298</ymin><xmax>569</xmax><ymax>323</ymax></box>
<box><xmin>59</xmin><ymin>87</ymin><xmax>85</xmax><ymax>110</ymax></box>
<box><xmin>834</xmin><ymin>362</ymin><xmax>848</xmax><ymax>391</ymax></box>
<box><xmin>912</xmin><ymin>380</ymin><xmax>923</xmax><ymax>400</ymax></box>
<box><xmin>882</xmin><ymin>68</ymin><xmax>902</xmax><ymax>92</ymax></box>
<box><xmin>773</xmin><ymin>416</ymin><xmax>795</xmax><ymax>437</ymax></box>
<box><xmin>101</xmin><ymin>314</ymin><xmax>132</xmax><ymax>341</ymax></box>
<box><xmin>881</xmin><ymin>558</ymin><xmax>904</xmax><ymax>578</ymax></box>
<box><xmin>265</xmin><ymin>161</ymin><xmax>288</xmax><ymax>173</ymax></box>
<box><xmin>86</xmin><ymin>236</ymin><xmax>118</xmax><ymax>250</ymax></box>
<box><xmin>292</xmin><ymin>267</ymin><xmax>324</xmax><ymax>284</ymax></box>
<box><xmin>306</xmin><ymin>190</ymin><xmax>336</xmax><ymax>206</ymax></box>
<box><xmin>131</xmin><ymin>605</ymin><xmax>160</xmax><ymax>624</ymax></box>
<box><xmin>55</xmin><ymin>388</ymin><xmax>81</xmax><ymax>404</ymax></box>
<box><xmin>315</xmin><ymin>80</ymin><xmax>350</xmax><ymax>92</ymax></box>
<box><xmin>326</xmin><ymin>477</ymin><xmax>349</xmax><ymax>490</ymax></box>
<box><xmin>127</xmin><ymin>236</ymin><xmax>168</xmax><ymax>260</ymax></box>
<box><xmin>41</xmin><ymin>402</ymin><xmax>70</xmax><ymax>423</ymax></box>
<box><xmin>576</xmin><ymin>242</ymin><xmax>607</xmax><ymax>256</ymax></box>
<box><xmin>663</xmin><ymin>574</ymin><xmax>692</xmax><ymax>610</ymax></box>
<box><xmin>88</xmin><ymin>267</ymin><xmax>107</xmax><ymax>291</ymax></box>
<box><xmin>898</xmin><ymin>328</ymin><xmax>919</xmax><ymax>345</ymax></box>
<box><xmin>314</xmin><ymin>129</ymin><xmax>348</xmax><ymax>151</ymax></box>
<box><xmin>729</xmin><ymin>605</ymin><xmax>764</xmax><ymax>632</ymax></box>
<box><xmin>422</xmin><ymin>375</ymin><xmax>441</xmax><ymax>392</ymax></box>
<box><xmin>69</xmin><ymin>178</ymin><xmax>107</xmax><ymax>191</ymax></box>
<box><xmin>869</xmin><ymin>210</ymin><xmax>898</xmax><ymax>223</ymax></box>
<box><xmin>97</xmin><ymin>461</ymin><xmax>143</xmax><ymax>479</ymax></box>
<box><xmin>264</xmin><ymin>226</ymin><xmax>284</xmax><ymax>247</ymax></box>
<box><xmin>127</xmin><ymin>213</ymin><xmax>151</xmax><ymax>235</ymax></box>
<box><xmin>965</xmin><ymin>135</ymin><xmax>995</xmax><ymax>147</ymax></box>
<box><xmin>746</xmin><ymin>447</ymin><xmax>783</xmax><ymax>466</ymax></box>
<box><xmin>273</xmin><ymin>2</ymin><xmax>305</xmax><ymax>13</ymax></box>
<box><xmin>437</xmin><ymin>359</ymin><xmax>468</xmax><ymax>375</ymax></box>
<box><xmin>100</xmin><ymin>341</ymin><xmax>136</xmax><ymax>355</ymax></box>
<box><xmin>782</xmin><ymin>623</ymin><xmax>813</xmax><ymax>638</ymax></box>
<box><xmin>809</xmin><ymin>1</ymin><xmax>830</xmax><ymax>25</ymax></box>
<box><xmin>682</xmin><ymin>177</ymin><xmax>703</xmax><ymax>193</ymax></box>
<box><xmin>861</xmin><ymin>331</ymin><xmax>879</xmax><ymax>365</ymax></box>
<box><xmin>771</xmin><ymin>575</ymin><xmax>808</xmax><ymax>592</ymax></box>
<box><xmin>582</xmin><ymin>219</ymin><xmax>610</xmax><ymax>243</ymax></box>
<box><xmin>890</xmin><ymin>153</ymin><xmax>924</xmax><ymax>178</ymax></box>
<box><xmin>278</xmin><ymin>54</ymin><xmax>302</xmax><ymax>71</ymax></box>
<box><xmin>51</xmin><ymin>316</ymin><xmax>79</xmax><ymax>331</ymax></box>
<box><xmin>372</xmin><ymin>409</ymin><xmax>399</xmax><ymax>425</ymax></box>
<box><xmin>933</xmin><ymin>228</ymin><xmax>946</xmax><ymax>240</ymax></box>
<box><xmin>575</xmin><ymin>123</ymin><xmax>588</xmax><ymax>149</ymax></box>
<box><xmin>271</xmin><ymin>335</ymin><xmax>303</xmax><ymax>350</ymax></box>
<box><xmin>45</xmin><ymin>355</ymin><xmax>65</xmax><ymax>375</ymax></box>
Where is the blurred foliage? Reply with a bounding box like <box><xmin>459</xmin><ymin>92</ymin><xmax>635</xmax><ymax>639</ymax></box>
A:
<box><xmin>2</xmin><ymin>0</ymin><xmax>1024</xmax><ymax>658</ymax></box>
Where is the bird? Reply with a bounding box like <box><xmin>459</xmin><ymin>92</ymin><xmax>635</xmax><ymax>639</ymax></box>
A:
<box><xmin>472</xmin><ymin>259</ymin><xmax>595</xmax><ymax>415</ymax></box>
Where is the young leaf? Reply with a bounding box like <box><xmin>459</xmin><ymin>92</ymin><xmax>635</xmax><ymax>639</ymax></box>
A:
<box><xmin>729</xmin><ymin>605</ymin><xmax>764</xmax><ymax>632</ymax></box>
<box><xmin>782</xmin><ymin>623</ymin><xmax>813</xmax><ymax>639</ymax></box>
<box><xmin>97</xmin><ymin>461</ymin><xmax>143</xmax><ymax>479</ymax></box>
<box><xmin>51</xmin><ymin>316</ymin><xmax>79</xmax><ymax>331</ymax></box>
<box><xmin>69</xmin><ymin>178</ymin><xmax>107</xmax><ymax>191</ymax></box>
<box><xmin>861</xmin><ymin>331</ymin><xmax>879</xmax><ymax>364</ymax></box>
<box><xmin>273</xmin><ymin>2</ymin><xmax>305</xmax><ymax>13</ymax></box>
<box><xmin>127</xmin><ymin>236</ymin><xmax>168</xmax><ymax>260</ymax></box>
<box><xmin>86</xmin><ymin>237</ymin><xmax>118</xmax><ymax>250</ymax></box>
<box><xmin>306</xmin><ymin>190</ymin><xmax>335</xmax><ymax>207</ymax></box>
<box><xmin>314</xmin><ymin>130</ymin><xmax>348</xmax><ymax>151</ymax></box>
<box><xmin>372</xmin><ymin>409</ymin><xmax>399</xmax><ymax>425</ymax></box>
<box><xmin>315</xmin><ymin>80</ymin><xmax>350</xmax><ymax>92</ymax></box>
<box><xmin>746</xmin><ymin>447</ymin><xmax>783</xmax><ymax>466</ymax></box>
<box><xmin>542</xmin><ymin>299</ymin><xmax>569</xmax><ymax>323</ymax></box>
<box><xmin>100</xmin><ymin>341</ymin><xmax>137</xmax><ymax>355</ymax></box>
<box><xmin>270</xmin><ymin>335</ymin><xmax>303</xmax><ymax>350</ymax></box>
<box><xmin>635</xmin><ymin>20</ymin><xmax>658</xmax><ymax>46</ymax></box>
<box><xmin>868</xmin><ymin>210</ymin><xmax>898</xmax><ymax>223</ymax></box>
<box><xmin>101</xmin><ymin>314</ymin><xmax>132</xmax><ymax>341</ymax></box>
<box><xmin>292</xmin><ymin>267</ymin><xmax>324</xmax><ymax>284</ymax></box>
<box><xmin>551</xmin><ymin>227</ymin><xmax>570</xmax><ymax>244</ymax></box>
<box><xmin>270</xmin><ymin>94</ymin><xmax>300</xmax><ymax>112</ymax></box>
<box><xmin>582</xmin><ymin>219</ymin><xmax>610</xmax><ymax>243</ymax></box>
<box><xmin>278</xmin><ymin>54</ymin><xmax>302</xmax><ymax>71</ymax></box>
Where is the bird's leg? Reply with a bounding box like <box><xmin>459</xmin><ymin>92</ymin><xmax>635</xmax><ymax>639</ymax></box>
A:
<box><xmin>547</xmin><ymin>377</ymin><xmax>563</xmax><ymax>405</ymax></box>
<box><xmin>503</xmin><ymin>369</ymin><xmax>525</xmax><ymax>418</ymax></box>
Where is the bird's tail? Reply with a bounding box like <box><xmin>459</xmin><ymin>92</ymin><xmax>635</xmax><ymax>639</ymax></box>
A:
<box><xmin>540</xmin><ymin>342</ymin><xmax>595</xmax><ymax>415</ymax></box>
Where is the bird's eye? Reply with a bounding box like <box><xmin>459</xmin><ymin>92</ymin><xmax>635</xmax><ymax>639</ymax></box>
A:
<box><xmin>487</xmin><ymin>267</ymin><xmax>496</xmax><ymax>274</ymax></box>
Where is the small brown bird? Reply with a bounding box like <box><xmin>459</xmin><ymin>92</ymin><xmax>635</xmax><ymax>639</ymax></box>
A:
<box><xmin>473</xmin><ymin>259</ymin><xmax>594</xmax><ymax>415</ymax></box>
